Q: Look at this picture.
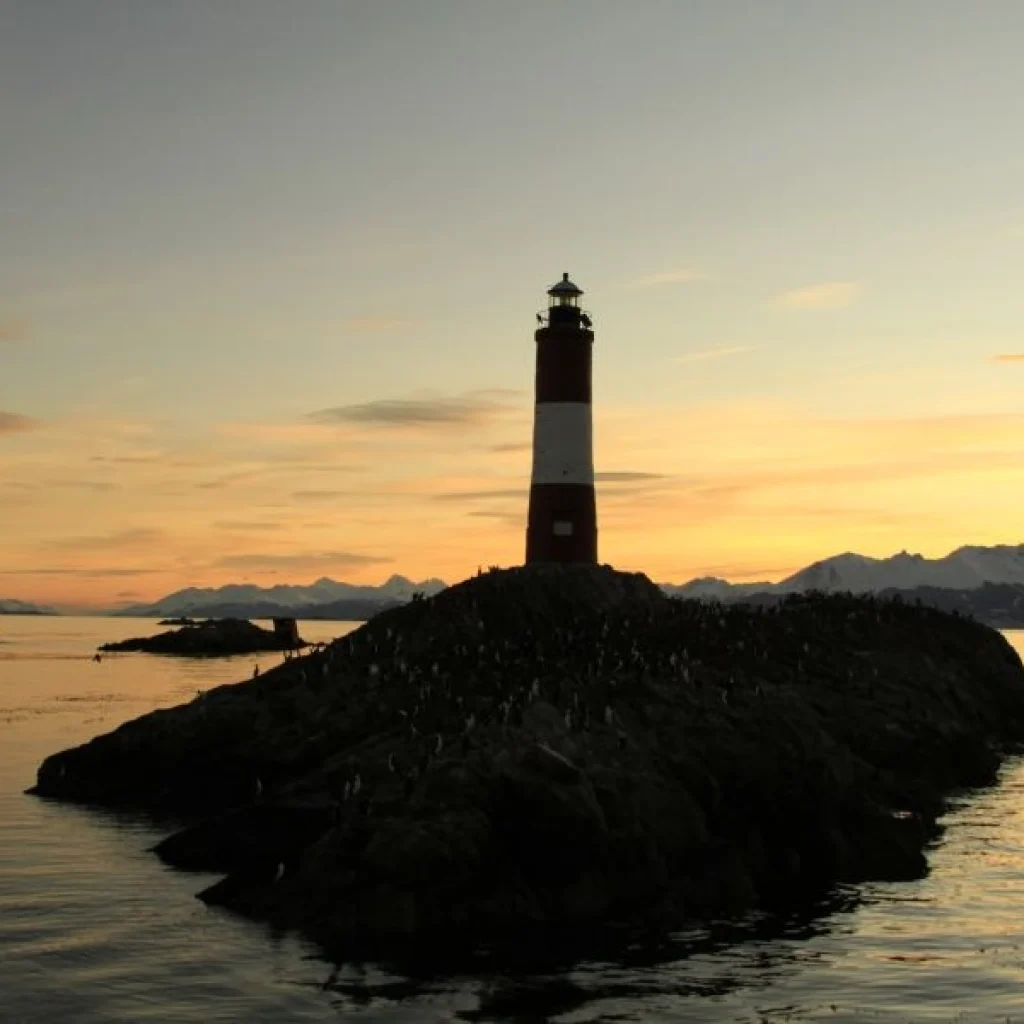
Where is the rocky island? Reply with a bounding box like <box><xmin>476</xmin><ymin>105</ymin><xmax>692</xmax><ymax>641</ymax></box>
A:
<box><xmin>32</xmin><ymin>564</ymin><xmax>1024</xmax><ymax>960</ymax></box>
<box><xmin>98</xmin><ymin>617</ymin><xmax>304</xmax><ymax>657</ymax></box>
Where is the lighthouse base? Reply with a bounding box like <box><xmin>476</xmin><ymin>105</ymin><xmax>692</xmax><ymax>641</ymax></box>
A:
<box><xmin>525</xmin><ymin>483</ymin><xmax>598</xmax><ymax>564</ymax></box>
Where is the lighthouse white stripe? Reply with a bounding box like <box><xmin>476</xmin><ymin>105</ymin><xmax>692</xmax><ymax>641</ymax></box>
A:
<box><xmin>530</xmin><ymin>402</ymin><xmax>594</xmax><ymax>486</ymax></box>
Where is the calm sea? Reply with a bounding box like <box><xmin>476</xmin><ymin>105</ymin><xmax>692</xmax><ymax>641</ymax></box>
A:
<box><xmin>2</xmin><ymin>616</ymin><xmax>1024</xmax><ymax>1023</ymax></box>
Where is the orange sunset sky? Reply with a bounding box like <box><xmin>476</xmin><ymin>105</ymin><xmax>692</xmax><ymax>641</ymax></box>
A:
<box><xmin>3</xmin><ymin>2</ymin><xmax>1024</xmax><ymax>609</ymax></box>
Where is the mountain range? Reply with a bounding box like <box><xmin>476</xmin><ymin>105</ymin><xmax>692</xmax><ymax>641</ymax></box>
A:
<box><xmin>112</xmin><ymin>574</ymin><xmax>448</xmax><ymax>618</ymax></box>
<box><xmin>662</xmin><ymin>545</ymin><xmax>1024</xmax><ymax>600</ymax></box>
<box><xmin>8</xmin><ymin>545</ymin><xmax>1024</xmax><ymax>625</ymax></box>
<box><xmin>0</xmin><ymin>598</ymin><xmax>56</xmax><ymax>615</ymax></box>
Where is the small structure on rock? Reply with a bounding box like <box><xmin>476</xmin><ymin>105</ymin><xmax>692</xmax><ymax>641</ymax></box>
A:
<box><xmin>98</xmin><ymin>617</ymin><xmax>306</xmax><ymax>657</ymax></box>
<box><xmin>271</xmin><ymin>617</ymin><xmax>301</xmax><ymax>650</ymax></box>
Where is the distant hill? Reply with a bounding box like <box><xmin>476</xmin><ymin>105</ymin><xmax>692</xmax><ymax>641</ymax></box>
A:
<box><xmin>663</xmin><ymin>544</ymin><xmax>1024</xmax><ymax>600</ymax></box>
<box><xmin>97</xmin><ymin>543</ymin><xmax>1024</xmax><ymax>626</ymax></box>
<box><xmin>661</xmin><ymin>545</ymin><xmax>1024</xmax><ymax>628</ymax></box>
<box><xmin>113</xmin><ymin>574</ymin><xmax>447</xmax><ymax>620</ymax></box>
<box><xmin>0</xmin><ymin>598</ymin><xmax>57</xmax><ymax>616</ymax></box>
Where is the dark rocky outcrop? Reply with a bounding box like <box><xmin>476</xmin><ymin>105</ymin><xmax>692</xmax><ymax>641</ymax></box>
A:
<box><xmin>31</xmin><ymin>564</ymin><xmax>1024</xmax><ymax>960</ymax></box>
<box><xmin>98</xmin><ymin>617</ymin><xmax>305</xmax><ymax>657</ymax></box>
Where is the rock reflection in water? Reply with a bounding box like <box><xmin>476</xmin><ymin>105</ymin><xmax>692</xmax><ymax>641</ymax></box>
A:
<box><xmin>313</xmin><ymin>892</ymin><xmax>861</xmax><ymax>1022</ymax></box>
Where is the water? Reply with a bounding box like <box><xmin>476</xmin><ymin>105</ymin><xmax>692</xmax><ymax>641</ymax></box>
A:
<box><xmin>2</xmin><ymin>619</ymin><xmax>1024</xmax><ymax>1023</ymax></box>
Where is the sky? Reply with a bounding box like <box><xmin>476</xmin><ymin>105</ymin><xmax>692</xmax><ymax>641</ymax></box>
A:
<box><xmin>3</xmin><ymin>0</ymin><xmax>1024</xmax><ymax>609</ymax></box>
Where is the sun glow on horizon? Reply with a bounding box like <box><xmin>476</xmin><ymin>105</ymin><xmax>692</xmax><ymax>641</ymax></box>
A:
<box><xmin>5</xmin><ymin>3</ymin><xmax>1024</xmax><ymax>608</ymax></box>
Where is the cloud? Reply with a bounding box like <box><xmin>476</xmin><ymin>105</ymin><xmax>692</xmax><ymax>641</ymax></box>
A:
<box><xmin>673</xmin><ymin>346</ymin><xmax>756</xmax><ymax>365</ymax></box>
<box><xmin>341</xmin><ymin>316</ymin><xmax>418</xmax><ymax>334</ymax></box>
<box><xmin>467</xmin><ymin>508</ymin><xmax>523</xmax><ymax>526</ymax></box>
<box><xmin>212</xmin><ymin>520</ymin><xmax>283</xmax><ymax>531</ymax></box>
<box><xmin>773</xmin><ymin>281</ymin><xmax>861</xmax><ymax>310</ymax></box>
<box><xmin>487</xmin><ymin>441</ymin><xmax>531</xmax><ymax>453</ymax></box>
<box><xmin>89</xmin><ymin>454</ymin><xmax>161</xmax><ymax>464</ymax></box>
<box><xmin>48</xmin><ymin>478</ymin><xmax>120</xmax><ymax>492</ymax></box>
<box><xmin>432</xmin><ymin>487</ymin><xmax>527</xmax><ymax>502</ymax></box>
<box><xmin>0</xmin><ymin>411</ymin><xmax>40</xmax><ymax>434</ymax></box>
<box><xmin>50</xmin><ymin>528</ymin><xmax>165</xmax><ymax>552</ymax></box>
<box><xmin>595</xmin><ymin>472</ymin><xmax>669</xmax><ymax>483</ymax></box>
<box><xmin>0</xmin><ymin>567</ymin><xmax>160</xmax><ymax>577</ymax></box>
<box><xmin>627</xmin><ymin>270</ymin><xmax>707</xmax><ymax>289</ymax></box>
<box><xmin>292</xmin><ymin>489</ymin><xmax>346</xmax><ymax>501</ymax></box>
<box><xmin>310</xmin><ymin>390</ymin><xmax>522</xmax><ymax>429</ymax></box>
<box><xmin>991</xmin><ymin>353</ymin><xmax>1024</xmax><ymax>363</ymax></box>
<box><xmin>0</xmin><ymin>317</ymin><xmax>28</xmax><ymax>343</ymax></box>
<box><xmin>210</xmin><ymin>550</ymin><xmax>389</xmax><ymax>571</ymax></box>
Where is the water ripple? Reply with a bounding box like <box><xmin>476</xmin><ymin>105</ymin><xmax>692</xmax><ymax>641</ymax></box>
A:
<box><xmin>2</xmin><ymin>618</ymin><xmax>1024</xmax><ymax>1022</ymax></box>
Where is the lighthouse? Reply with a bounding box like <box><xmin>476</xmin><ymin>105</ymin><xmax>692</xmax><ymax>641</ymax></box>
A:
<box><xmin>525</xmin><ymin>273</ymin><xmax>598</xmax><ymax>564</ymax></box>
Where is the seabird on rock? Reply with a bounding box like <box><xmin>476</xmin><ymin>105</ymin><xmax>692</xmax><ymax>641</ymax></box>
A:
<box><xmin>255</xmin><ymin>777</ymin><xmax>263</xmax><ymax>797</ymax></box>
<box><xmin>274</xmin><ymin>863</ymin><xmax>285</xmax><ymax>883</ymax></box>
<box><xmin>352</xmin><ymin>773</ymin><xmax>362</xmax><ymax>796</ymax></box>
<box><xmin>435</xmin><ymin>733</ymin><xmax>443</xmax><ymax>755</ymax></box>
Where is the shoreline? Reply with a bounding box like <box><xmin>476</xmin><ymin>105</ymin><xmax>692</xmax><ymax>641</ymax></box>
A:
<box><xmin>28</xmin><ymin>565</ymin><xmax>1024</xmax><ymax>961</ymax></box>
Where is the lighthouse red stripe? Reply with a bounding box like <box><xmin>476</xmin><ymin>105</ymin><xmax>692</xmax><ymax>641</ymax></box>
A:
<box><xmin>526</xmin><ymin>483</ymin><xmax>598</xmax><ymax>564</ymax></box>
<box><xmin>535</xmin><ymin>328</ymin><xmax>593</xmax><ymax>404</ymax></box>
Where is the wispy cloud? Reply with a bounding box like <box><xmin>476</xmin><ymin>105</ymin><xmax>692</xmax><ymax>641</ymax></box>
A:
<box><xmin>432</xmin><ymin>487</ymin><xmax>527</xmax><ymax>503</ymax></box>
<box><xmin>673</xmin><ymin>345</ymin><xmax>756</xmax><ymax>365</ymax></box>
<box><xmin>487</xmin><ymin>441</ymin><xmax>531</xmax><ymax>453</ymax></box>
<box><xmin>773</xmin><ymin>281</ymin><xmax>861</xmax><ymax>310</ymax></box>
<box><xmin>210</xmin><ymin>550</ymin><xmax>389</xmax><ymax>571</ymax></box>
<box><xmin>50</xmin><ymin>528</ymin><xmax>165</xmax><ymax>552</ymax></box>
<box><xmin>212</xmin><ymin>520</ymin><xmax>283</xmax><ymax>531</ymax></box>
<box><xmin>310</xmin><ymin>390</ymin><xmax>523</xmax><ymax>429</ymax></box>
<box><xmin>49</xmin><ymin>478</ymin><xmax>120</xmax><ymax>492</ymax></box>
<box><xmin>596</xmin><ymin>471</ymin><xmax>668</xmax><ymax>483</ymax></box>
<box><xmin>627</xmin><ymin>270</ymin><xmax>707</xmax><ymax>290</ymax></box>
<box><xmin>291</xmin><ymin>489</ymin><xmax>346</xmax><ymax>501</ymax></box>
<box><xmin>89</xmin><ymin>454</ymin><xmax>162</xmax><ymax>464</ymax></box>
<box><xmin>0</xmin><ymin>566</ymin><xmax>162</xmax><ymax>577</ymax></box>
<box><xmin>991</xmin><ymin>353</ymin><xmax>1024</xmax><ymax>363</ymax></box>
<box><xmin>0</xmin><ymin>411</ymin><xmax>40</xmax><ymax>434</ymax></box>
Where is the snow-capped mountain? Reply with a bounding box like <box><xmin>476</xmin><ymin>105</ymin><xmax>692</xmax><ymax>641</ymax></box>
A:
<box><xmin>115</xmin><ymin>574</ymin><xmax>448</xmax><ymax>618</ymax></box>
<box><xmin>663</xmin><ymin>544</ymin><xmax>1024</xmax><ymax>600</ymax></box>
<box><xmin>777</xmin><ymin>545</ymin><xmax>1024</xmax><ymax>594</ymax></box>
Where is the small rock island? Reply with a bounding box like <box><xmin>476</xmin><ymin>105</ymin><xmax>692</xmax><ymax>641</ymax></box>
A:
<box><xmin>33</xmin><ymin>565</ymin><xmax>1024</xmax><ymax>959</ymax></box>
<box><xmin>98</xmin><ymin>616</ymin><xmax>305</xmax><ymax>657</ymax></box>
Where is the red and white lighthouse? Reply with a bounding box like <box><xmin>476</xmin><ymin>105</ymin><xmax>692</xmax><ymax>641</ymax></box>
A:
<box><xmin>525</xmin><ymin>273</ymin><xmax>598</xmax><ymax>564</ymax></box>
